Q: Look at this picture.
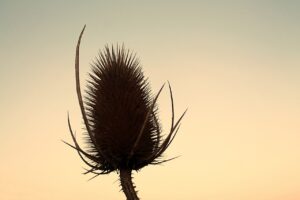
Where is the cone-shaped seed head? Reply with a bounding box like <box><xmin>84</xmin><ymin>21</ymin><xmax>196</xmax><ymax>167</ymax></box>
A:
<box><xmin>84</xmin><ymin>45</ymin><xmax>160</xmax><ymax>170</ymax></box>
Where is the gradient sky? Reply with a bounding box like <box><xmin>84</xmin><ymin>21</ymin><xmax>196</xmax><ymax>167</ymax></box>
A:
<box><xmin>1</xmin><ymin>1</ymin><xmax>300</xmax><ymax>200</ymax></box>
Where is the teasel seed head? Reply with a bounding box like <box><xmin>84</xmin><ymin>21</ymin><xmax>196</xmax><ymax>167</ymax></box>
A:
<box><xmin>64</xmin><ymin>25</ymin><xmax>187</xmax><ymax>181</ymax></box>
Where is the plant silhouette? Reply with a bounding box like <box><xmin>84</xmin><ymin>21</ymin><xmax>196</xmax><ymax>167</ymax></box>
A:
<box><xmin>64</xmin><ymin>25</ymin><xmax>187</xmax><ymax>200</ymax></box>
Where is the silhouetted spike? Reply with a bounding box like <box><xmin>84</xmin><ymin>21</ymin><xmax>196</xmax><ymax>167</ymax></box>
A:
<box><xmin>129</xmin><ymin>83</ymin><xmax>165</xmax><ymax>159</ymax></box>
<box><xmin>67</xmin><ymin>114</ymin><xmax>99</xmax><ymax>162</ymax></box>
<box><xmin>151</xmin><ymin>155</ymin><xmax>181</xmax><ymax>165</ymax></box>
<box><xmin>155</xmin><ymin>109</ymin><xmax>187</xmax><ymax>158</ymax></box>
<box><xmin>165</xmin><ymin>124</ymin><xmax>181</xmax><ymax>150</ymax></box>
<box><xmin>83</xmin><ymin>167</ymin><xmax>100</xmax><ymax>175</ymax></box>
<box><xmin>87</xmin><ymin>173</ymin><xmax>102</xmax><ymax>181</ymax></box>
<box><xmin>62</xmin><ymin>140</ymin><xmax>98</xmax><ymax>169</ymax></box>
<box><xmin>167</xmin><ymin>81</ymin><xmax>175</xmax><ymax>129</ymax></box>
<box><xmin>75</xmin><ymin>26</ymin><xmax>96</xmax><ymax>144</ymax></box>
<box><xmin>157</xmin><ymin>124</ymin><xmax>182</xmax><ymax>158</ymax></box>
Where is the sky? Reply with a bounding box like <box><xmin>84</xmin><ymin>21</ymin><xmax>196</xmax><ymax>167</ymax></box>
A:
<box><xmin>0</xmin><ymin>0</ymin><xmax>300</xmax><ymax>199</ymax></box>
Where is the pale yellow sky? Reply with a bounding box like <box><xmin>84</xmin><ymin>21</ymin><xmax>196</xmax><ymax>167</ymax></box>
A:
<box><xmin>0</xmin><ymin>1</ymin><xmax>300</xmax><ymax>200</ymax></box>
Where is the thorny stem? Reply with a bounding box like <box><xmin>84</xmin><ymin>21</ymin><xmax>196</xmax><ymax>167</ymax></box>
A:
<box><xmin>120</xmin><ymin>169</ymin><xmax>139</xmax><ymax>200</ymax></box>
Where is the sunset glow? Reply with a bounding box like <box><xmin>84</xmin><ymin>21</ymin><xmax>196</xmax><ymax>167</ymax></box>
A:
<box><xmin>0</xmin><ymin>1</ymin><xmax>299</xmax><ymax>199</ymax></box>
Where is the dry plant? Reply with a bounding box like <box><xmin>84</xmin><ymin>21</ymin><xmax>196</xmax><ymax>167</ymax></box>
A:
<box><xmin>64</xmin><ymin>25</ymin><xmax>187</xmax><ymax>200</ymax></box>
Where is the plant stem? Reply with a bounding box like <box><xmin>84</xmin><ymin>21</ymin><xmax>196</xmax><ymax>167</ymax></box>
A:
<box><xmin>120</xmin><ymin>169</ymin><xmax>139</xmax><ymax>200</ymax></box>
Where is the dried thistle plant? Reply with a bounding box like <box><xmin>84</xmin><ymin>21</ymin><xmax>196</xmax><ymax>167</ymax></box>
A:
<box><xmin>64</xmin><ymin>25</ymin><xmax>187</xmax><ymax>200</ymax></box>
